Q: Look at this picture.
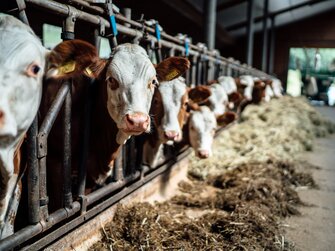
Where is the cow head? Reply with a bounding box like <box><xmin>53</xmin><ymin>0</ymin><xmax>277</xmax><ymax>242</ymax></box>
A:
<box><xmin>150</xmin><ymin>80</ymin><xmax>210</xmax><ymax>144</ymax></box>
<box><xmin>47</xmin><ymin>42</ymin><xmax>190</xmax><ymax>144</ymax></box>
<box><xmin>207</xmin><ymin>83</ymin><xmax>229</xmax><ymax>117</ymax></box>
<box><xmin>188</xmin><ymin>106</ymin><xmax>217</xmax><ymax>159</ymax></box>
<box><xmin>237</xmin><ymin>75</ymin><xmax>254</xmax><ymax>101</ymax></box>
<box><xmin>151</xmin><ymin>77</ymin><xmax>188</xmax><ymax>143</ymax></box>
<box><xmin>0</xmin><ymin>14</ymin><xmax>46</xmax><ymax>148</ymax></box>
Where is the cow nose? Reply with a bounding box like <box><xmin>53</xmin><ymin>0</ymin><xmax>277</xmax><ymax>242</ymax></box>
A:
<box><xmin>125</xmin><ymin>112</ymin><xmax>150</xmax><ymax>132</ymax></box>
<box><xmin>197</xmin><ymin>149</ymin><xmax>210</xmax><ymax>159</ymax></box>
<box><xmin>164</xmin><ymin>130</ymin><xmax>179</xmax><ymax>141</ymax></box>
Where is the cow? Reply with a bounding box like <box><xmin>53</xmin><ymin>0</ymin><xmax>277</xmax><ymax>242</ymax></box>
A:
<box><xmin>142</xmin><ymin>78</ymin><xmax>210</xmax><ymax>167</ymax></box>
<box><xmin>187</xmin><ymin>106</ymin><xmax>231</xmax><ymax>159</ymax></box>
<box><xmin>271</xmin><ymin>78</ymin><xmax>284</xmax><ymax>98</ymax></box>
<box><xmin>43</xmin><ymin>40</ymin><xmax>190</xmax><ymax>200</ymax></box>
<box><xmin>0</xmin><ymin>13</ymin><xmax>47</xmax><ymax>239</ymax></box>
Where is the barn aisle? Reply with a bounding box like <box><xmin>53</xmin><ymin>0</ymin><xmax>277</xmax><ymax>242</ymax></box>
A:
<box><xmin>285</xmin><ymin>106</ymin><xmax>335</xmax><ymax>251</ymax></box>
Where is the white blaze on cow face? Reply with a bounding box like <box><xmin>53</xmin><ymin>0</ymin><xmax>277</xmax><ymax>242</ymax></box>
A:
<box><xmin>158</xmin><ymin>77</ymin><xmax>187</xmax><ymax>144</ymax></box>
<box><xmin>0</xmin><ymin>14</ymin><xmax>45</xmax><ymax>239</ymax></box>
<box><xmin>189</xmin><ymin>106</ymin><xmax>217</xmax><ymax>159</ymax></box>
<box><xmin>272</xmin><ymin>78</ymin><xmax>283</xmax><ymax>98</ymax></box>
<box><xmin>217</xmin><ymin>76</ymin><xmax>237</xmax><ymax>95</ymax></box>
<box><xmin>239</xmin><ymin>75</ymin><xmax>254</xmax><ymax>101</ymax></box>
<box><xmin>0</xmin><ymin>14</ymin><xmax>45</xmax><ymax>147</ymax></box>
<box><xmin>264</xmin><ymin>84</ymin><xmax>274</xmax><ymax>102</ymax></box>
<box><xmin>105</xmin><ymin>44</ymin><xmax>156</xmax><ymax>143</ymax></box>
<box><xmin>207</xmin><ymin>83</ymin><xmax>229</xmax><ymax>117</ymax></box>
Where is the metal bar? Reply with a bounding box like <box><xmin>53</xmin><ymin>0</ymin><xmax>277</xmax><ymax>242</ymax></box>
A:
<box><xmin>39</xmin><ymin>83</ymin><xmax>70</xmax><ymax>136</ymax></box>
<box><xmin>246</xmin><ymin>0</ymin><xmax>255</xmax><ymax>66</ymax></box>
<box><xmin>268</xmin><ymin>16</ymin><xmax>276</xmax><ymax>74</ymax></box>
<box><xmin>226</xmin><ymin>0</ymin><xmax>328</xmax><ymax>31</ymax></box>
<box><xmin>62</xmin><ymin>82</ymin><xmax>73</xmax><ymax>208</ymax></box>
<box><xmin>27</xmin><ymin>116</ymin><xmax>39</xmax><ymax>224</ymax></box>
<box><xmin>0</xmin><ymin>201</ymin><xmax>81</xmax><ymax>251</ymax></box>
<box><xmin>77</xmin><ymin>80</ymin><xmax>95</xmax><ymax>198</ymax></box>
<box><xmin>16</xmin><ymin>0</ymin><xmax>30</xmax><ymax>25</ymax></box>
<box><xmin>22</xmin><ymin>149</ymin><xmax>191</xmax><ymax>251</ymax></box>
<box><xmin>203</xmin><ymin>0</ymin><xmax>217</xmax><ymax>50</ymax></box>
<box><xmin>261</xmin><ymin>0</ymin><xmax>269</xmax><ymax>72</ymax></box>
<box><xmin>24</xmin><ymin>0</ymin><xmax>267</xmax><ymax>76</ymax></box>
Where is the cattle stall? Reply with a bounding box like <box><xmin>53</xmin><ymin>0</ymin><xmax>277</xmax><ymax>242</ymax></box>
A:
<box><xmin>0</xmin><ymin>1</ymin><xmax>272</xmax><ymax>250</ymax></box>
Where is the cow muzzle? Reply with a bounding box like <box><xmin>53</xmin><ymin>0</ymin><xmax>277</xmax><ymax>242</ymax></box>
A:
<box><xmin>124</xmin><ymin>112</ymin><xmax>150</xmax><ymax>134</ymax></box>
<box><xmin>0</xmin><ymin>110</ymin><xmax>17</xmax><ymax>138</ymax></box>
<box><xmin>164</xmin><ymin>130</ymin><xmax>180</xmax><ymax>141</ymax></box>
<box><xmin>197</xmin><ymin>149</ymin><xmax>210</xmax><ymax>159</ymax></box>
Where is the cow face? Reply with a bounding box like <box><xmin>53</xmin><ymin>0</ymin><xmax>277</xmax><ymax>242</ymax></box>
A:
<box><xmin>105</xmin><ymin>44</ymin><xmax>156</xmax><ymax>136</ymax></box>
<box><xmin>0</xmin><ymin>14</ymin><xmax>46</xmax><ymax>148</ymax></box>
<box><xmin>207</xmin><ymin>83</ymin><xmax>229</xmax><ymax>117</ymax></box>
<box><xmin>152</xmin><ymin>77</ymin><xmax>188</xmax><ymax>143</ymax></box>
<box><xmin>218</xmin><ymin>76</ymin><xmax>237</xmax><ymax>95</ymax></box>
<box><xmin>271</xmin><ymin>78</ymin><xmax>283</xmax><ymax>98</ymax></box>
<box><xmin>189</xmin><ymin>106</ymin><xmax>217</xmax><ymax>159</ymax></box>
<box><xmin>47</xmin><ymin>42</ymin><xmax>190</xmax><ymax>144</ymax></box>
<box><xmin>238</xmin><ymin>75</ymin><xmax>254</xmax><ymax>101</ymax></box>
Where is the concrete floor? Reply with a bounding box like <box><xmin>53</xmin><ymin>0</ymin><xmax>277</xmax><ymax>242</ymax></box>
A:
<box><xmin>285</xmin><ymin>106</ymin><xmax>335</xmax><ymax>251</ymax></box>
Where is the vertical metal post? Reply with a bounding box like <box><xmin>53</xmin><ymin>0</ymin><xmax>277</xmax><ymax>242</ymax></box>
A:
<box><xmin>191</xmin><ymin>55</ymin><xmax>197</xmax><ymax>87</ymax></box>
<box><xmin>203</xmin><ymin>0</ymin><xmax>217</xmax><ymax>50</ymax></box>
<box><xmin>196</xmin><ymin>56</ymin><xmax>202</xmax><ymax>85</ymax></box>
<box><xmin>77</xmin><ymin>29</ymin><xmax>100</xmax><ymax>198</ymax></box>
<box><xmin>268</xmin><ymin>16</ymin><xmax>276</xmax><ymax>74</ymax></box>
<box><xmin>27</xmin><ymin>116</ymin><xmax>39</xmax><ymax>224</ymax></box>
<box><xmin>16</xmin><ymin>0</ymin><xmax>30</xmax><ymax>26</ymax></box>
<box><xmin>246</xmin><ymin>0</ymin><xmax>255</xmax><ymax>66</ymax></box>
<box><xmin>261</xmin><ymin>0</ymin><xmax>269</xmax><ymax>72</ymax></box>
<box><xmin>62</xmin><ymin>82</ymin><xmax>73</xmax><ymax>208</ymax></box>
<box><xmin>122</xmin><ymin>8</ymin><xmax>131</xmax><ymax>28</ymax></box>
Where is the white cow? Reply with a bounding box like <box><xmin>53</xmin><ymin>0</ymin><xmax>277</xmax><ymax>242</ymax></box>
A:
<box><xmin>207</xmin><ymin>83</ymin><xmax>229</xmax><ymax>117</ymax></box>
<box><xmin>188</xmin><ymin>106</ymin><xmax>217</xmax><ymax>159</ymax></box>
<box><xmin>217</xmin><ymin>76</ymin><xmax>237</xmax><ymax>95</ymax></box>
<box><xmin>0</xmin><ymin>14</ymin><xmax>46</xmax><ymax>238</ymax></box>
<box><xmin>271</xmin><ymin>78</ymin><xmax>284</xmax><ymax>98</ymax></box>
<box><xmin>239</xmin><ymin>75</ymin><xmax>254</xmax><ymax>101</ymax></box>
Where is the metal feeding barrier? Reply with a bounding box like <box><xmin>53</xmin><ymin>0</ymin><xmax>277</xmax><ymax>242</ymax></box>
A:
<box><xmin>0</xmin><ymin>0</ymin><xmax>272</xmax><ymax>250</ymax></box>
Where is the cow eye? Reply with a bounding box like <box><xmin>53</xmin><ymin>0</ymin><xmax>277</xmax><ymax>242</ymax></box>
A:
<box><xmin>26</xmin><ymin>63</ymin><xmax>41</xmax><ymax>77</ymax></box>
<box><xmin>184</xmin><ymin>100</ymin><xmax>189</xmax><ymax>107</ymax></box>
<box><xmin>149</xmin><ymin>78</ymin><xmax>158</xmax><ymax>89</ymax></box>
<box><xmin>107</xmin><ymin>77</ymin><xmax>119</xmax><ymax>90</ymax></box>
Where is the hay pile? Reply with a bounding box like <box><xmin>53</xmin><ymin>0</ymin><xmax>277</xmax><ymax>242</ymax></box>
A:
<box><xmin>189</xmin><ymin>96</ymin><xmax>335</xmax><ymax>179</ymax></box>
<box><xmin>91</xmin><ymin>97</ymin><xmax>333</xmax><ymax>251</ymax></box>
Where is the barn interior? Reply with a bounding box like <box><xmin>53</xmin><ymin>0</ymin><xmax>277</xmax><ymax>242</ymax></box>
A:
<box><xmin>0</xmin><ymin>1</ymin><xmax>335</xmax><ymax>250</ymax></box>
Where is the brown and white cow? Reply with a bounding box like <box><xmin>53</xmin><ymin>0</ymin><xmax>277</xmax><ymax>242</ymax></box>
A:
<box><xmin>44</xmin><ymin>41</ymin><xmax>190</xmax><ymax>191</ymax></box>
<box><xmin>142</xmin><ymin>78</ymin><xmax>211</xmax><ymax>167</ymax></box>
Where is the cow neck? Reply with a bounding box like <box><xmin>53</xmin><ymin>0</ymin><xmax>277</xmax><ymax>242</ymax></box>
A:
<box><xmin>89</xmin><ymin>80</ymin><xmax>121</xmax><ymax>182</ymax></box>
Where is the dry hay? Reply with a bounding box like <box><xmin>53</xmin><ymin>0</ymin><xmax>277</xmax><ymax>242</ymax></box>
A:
<box><xmin>91</xmin><ymin>159</ymin><xmax>310</xmax><ymax>250</ymax></box>
<box><xmin>189</xmin><ymin>96</ymin><xmax>335</xmax><ymax>180</ymax></box>
<box><xmin>91</xmin><ymin>97</ymin><xmax>331</xmax><ymax>250</ymax></box>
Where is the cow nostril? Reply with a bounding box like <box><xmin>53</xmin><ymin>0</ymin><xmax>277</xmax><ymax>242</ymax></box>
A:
<box><xmin>0</xmin><ymin>110</ymin><xmax>4</xmax><ymax>125</ymax></box>
<box><xmin>164</xmin><ymin>131</ymin><xmax>179</xmax><ymax>140</ymax></box>
<box><xmin>126</xmin><ymin>114</ymin><xmax>135</xmax><ymax>125</ymax></box>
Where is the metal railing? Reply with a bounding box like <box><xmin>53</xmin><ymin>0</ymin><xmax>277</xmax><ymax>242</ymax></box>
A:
<box><xmin>0</xmin><ymin>1</ymin><xmax>272</xmax><ymax>250</ymax></box>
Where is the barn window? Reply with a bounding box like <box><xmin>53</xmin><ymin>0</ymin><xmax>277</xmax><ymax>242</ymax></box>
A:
<box><xmin>42</xmin><ymin>23</ymin><xmax>62</xmax><ymax>50</ymax></box>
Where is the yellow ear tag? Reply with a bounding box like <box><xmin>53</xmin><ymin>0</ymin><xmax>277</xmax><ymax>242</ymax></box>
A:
<box><xmin>84</xmin><ymin>67</ymin><xmax>94</xmax><ymax>77</ymax></box>
<box><xmin>165</xmin><ymin>69</ymin><xmax>180</xmax><ymax>81</ymax></box>
<box><xmin>58</xmin><ymin>61</ymin><xmax>76</xmax><ymax>75</ymax></box>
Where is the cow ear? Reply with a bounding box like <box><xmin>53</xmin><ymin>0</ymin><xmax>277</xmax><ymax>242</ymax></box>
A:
<box><xmin>155</xmin><ymin>57</ymin><xmax>190</xmax><ymax>82</ymax></box>
<box><xmin>216</xmin><ymin>111</ymin><xmax>237</xmax><ymax>127</ymax></box>
<box><xmin>188</xmin><ymin>85</ymin><xmax>211</xmax><ymax>104</ymax></box>
<box><xmin>228</xmin><ymin>91</ymin><xmax>241</xmax><ymax>103</ymax></box>
<box><xmin>45</xmin><ymin>39</ymin><xmax>107</xmax><ymax>80</ymax></box>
